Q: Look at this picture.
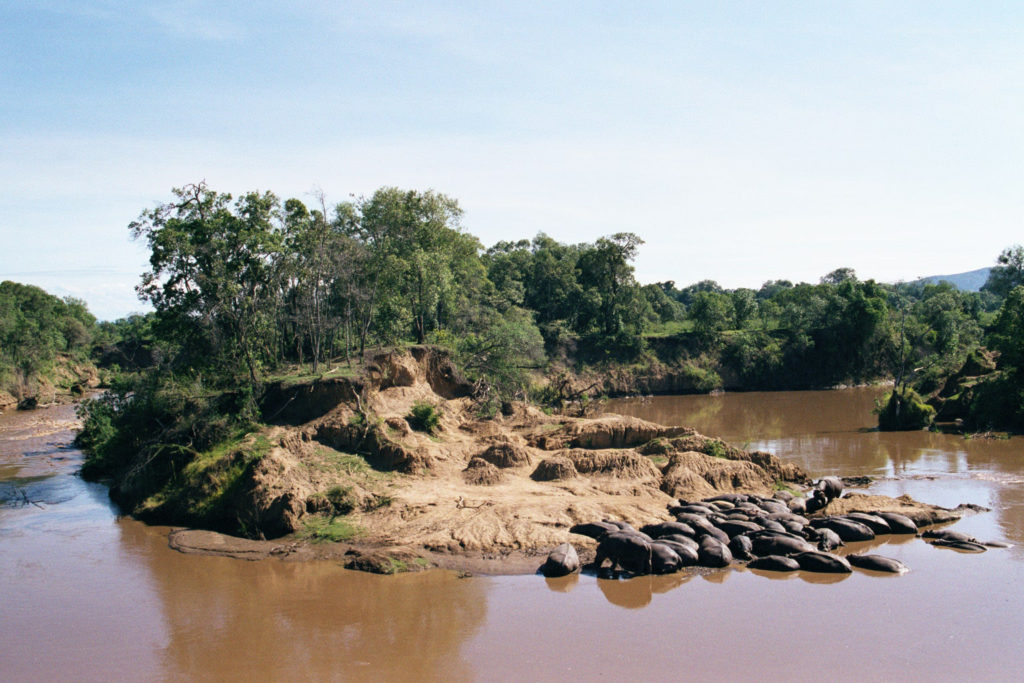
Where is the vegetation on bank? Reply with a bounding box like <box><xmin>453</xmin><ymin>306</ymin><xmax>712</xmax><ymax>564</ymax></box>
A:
<box><xmin>0</xmin><ymin>281</ymin><xmax>101</xmax><ymax>406</ymax></box>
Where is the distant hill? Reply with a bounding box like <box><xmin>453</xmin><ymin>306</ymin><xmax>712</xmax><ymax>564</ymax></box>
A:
<box><xmin>912</xmin><ymin>267</ymin><xmax>991</xmax><ymax>292</ymax></box>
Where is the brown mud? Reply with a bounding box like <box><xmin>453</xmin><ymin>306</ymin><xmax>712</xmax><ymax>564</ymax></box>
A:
<box><xmin>148</xmin><ymin>348</ymin><xmax>969</xmax><ymax>574</ymax></box>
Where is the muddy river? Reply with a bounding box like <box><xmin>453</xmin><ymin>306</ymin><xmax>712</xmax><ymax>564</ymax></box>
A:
<box><xmin>3</xmin><ymin>389</ymin><xmax>1024</xmax><ymax>681</ymax></box>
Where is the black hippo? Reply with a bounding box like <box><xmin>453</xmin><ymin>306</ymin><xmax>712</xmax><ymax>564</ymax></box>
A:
<box><xmin>539</xmin><ymin>543</ymin><xmax>580</xmax><ymax>577</ymax></box>
<box><xmin>847</xmin><ymin>553</ymin><xmax>909</xmax><ymax>574</ymax></box>
<box><xmin>876</xmin><ymin>512</ymin><xmax>918</xmax><ymax>534</ymax></box>
<box><xmin>697</xmin><ymin>536</ymin><xmax>733</xmax><ymax>568</ymax></box>
<box><xmin>793</xmin><ymin>550</ymin><xmax>852</xmax><ymax>573</ymax></box>
<box><xmin>594</xmin><ymin>531</ymin><xmax>653</xmax><ymax>574</ymax></box>
<box><xmin>748</xmin><ymin>555</ymin><xmax>801</xmax><ymax>572</ymax></box>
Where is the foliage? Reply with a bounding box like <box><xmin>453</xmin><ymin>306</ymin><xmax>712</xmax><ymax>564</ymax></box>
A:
<box><xmin>407</xmin><ymin>400</ymin><xmax>441</xmax><ymax>433</ymax></box>
<box><xmin>0</xmin><ymin>281</ymin><xmax>98</xmax><ymax>397</ymax></box>
<box><xmin>983</xmin><ymin>245</ymin><xmax>1024</xmax><ymax>298</ymax></box>
<box><xmin>299</xmin><ymin>515</ymin><xmax>361</xmax><ymax>543</ymax></box>
<box><xmin>876</xmin><ymin>388</ymin><xmax>935</xmax><ymax>431</ymax></box>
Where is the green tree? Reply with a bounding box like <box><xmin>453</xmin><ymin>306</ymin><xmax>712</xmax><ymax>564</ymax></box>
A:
<box><xmin>983</xmin><ymin>245</ymin><xmax>1024</xmax><ymax>298</ymax></box>
<box><xmin>131</xmin><ymin>182</ymin><xmax>285</xmax><ymax>387</ymax></box>
<box><xmin>689</xmin><ymin>291</ymin><xmax>733</xmax><ymax>334</ymax></box>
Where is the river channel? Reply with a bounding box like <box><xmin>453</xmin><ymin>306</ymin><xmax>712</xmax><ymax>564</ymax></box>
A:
<box><xmin>3</xmin><ymin>388</ymin><xmax>1023</xmax><ymax>681</ymax></box>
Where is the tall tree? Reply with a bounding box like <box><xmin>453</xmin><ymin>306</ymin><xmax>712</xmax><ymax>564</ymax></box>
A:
<box><xmin>131</xmin><ymin>182</ymin><xmax>284</xmax><ymax>387</ymax></box>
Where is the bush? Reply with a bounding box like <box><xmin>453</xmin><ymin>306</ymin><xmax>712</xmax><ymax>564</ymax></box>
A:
<box><xmin>681</xmin><ymin>363</ymin><xmax>722</xmax><ymax>393</ymax></box>
<box><xmin>876</xmin><ymin>388</ymin><xmax>935</xmax><ymax>431</ymax></box>
<box><xmin>407</xmin><ymin>400</ymin><xmax>441</xmax><ymax>433</ymax></box>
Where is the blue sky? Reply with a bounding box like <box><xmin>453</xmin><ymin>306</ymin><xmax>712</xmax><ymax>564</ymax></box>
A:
<box><xmin>2</xmin><ymin>1</ymin><xmax>1022</xmax><ymax>320</ymax></box>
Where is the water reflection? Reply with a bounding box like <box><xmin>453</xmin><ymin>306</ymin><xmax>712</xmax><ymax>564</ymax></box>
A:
<box><xmin>118</xmin><ymin>521</ymin><xmax>490</xmax><ymax>681</ymax></box>
<box><xmin>596</xmin><ymin>572</ymin><xmax>694</xmax><ymax>608</ymax></box>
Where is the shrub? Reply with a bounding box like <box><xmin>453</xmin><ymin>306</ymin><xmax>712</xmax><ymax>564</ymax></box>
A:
<box><xmin>876</xmin><ymin>388</ymin><xmax>935</xmax><ymax>431</ymax></box>
<box><xmin>407</xmin><ymin>400</ymin><xmax>441</xmax><ymax>433</ymax></box>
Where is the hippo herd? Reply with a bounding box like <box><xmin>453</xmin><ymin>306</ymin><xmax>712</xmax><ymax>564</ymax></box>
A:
<box><xmin>540</xmin><ymin>476</ymin><xmax>1008</xmax><ymax>578</ymax></box>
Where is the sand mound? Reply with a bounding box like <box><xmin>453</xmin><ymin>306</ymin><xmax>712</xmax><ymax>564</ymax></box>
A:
<box><xmin>531</xmin><ymin>457</ymin><xmax>577</xmax><ymax>481</ymax></box>
<box><xmin>477</xmin><ymin>442</ymin><xmax>534</xmax><ymax>468</ymax></box>
<box><xmin>463</xmin><ymin>457</ymin><xmax>504</xmax><ymax>485</ymax></box>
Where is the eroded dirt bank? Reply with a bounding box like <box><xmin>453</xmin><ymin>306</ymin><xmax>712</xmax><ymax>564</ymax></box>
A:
<box><xmin>149</xmin><ymin>348</ymin><xmax>971</xmax><ymax>574</ymax></box>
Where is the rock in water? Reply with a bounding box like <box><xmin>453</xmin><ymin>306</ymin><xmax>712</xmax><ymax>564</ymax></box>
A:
<box><xmin>540</xmin><ymin>542</ymin><xmax>580</xmax><ymax>577</ymax></box>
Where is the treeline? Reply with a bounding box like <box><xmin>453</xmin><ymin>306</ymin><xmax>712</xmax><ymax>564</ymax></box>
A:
<box><xmin>76</xmin><ymin>181</ymin><xmax>1024</xmax><ymax>473</ymax></box>
<box><xmin>0</xmin><ymin>281</ymin><xmax>98</xmax><ymax>404</ymax></box>
<box><xmin>119</xmin><ymin>183</ymin><xmax>688</xmax><ymax>400</ymax></box>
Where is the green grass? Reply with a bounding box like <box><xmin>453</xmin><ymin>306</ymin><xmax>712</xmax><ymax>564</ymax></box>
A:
<box><xmin>139</xmin><ymin>432</ymin><xmax>271</xmax><ymax>520</ymax></box>
<box><xmin>773</xmin><ymin>480</ymin><xmax>802</xmax><ymax>495</ymax></box>
<box><xmin>299</xmin><ymin>515</ymin><xmax>362</xmax><ymax>543</ymax></box>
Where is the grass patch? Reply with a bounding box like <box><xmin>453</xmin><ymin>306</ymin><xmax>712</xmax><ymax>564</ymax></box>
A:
<box><xmin>773</xmin><ymin>480</ymin><xmax>802</xmax><ymax>496</ymax></box>
<box><xmin>138</xmin><ymin>432</ymin><xmax>271</xmax><ymax>522</ymax></box>
<box><xmin>648</xmin><ymin>455</ymin><xmax>669</xmax><ymax>467</ymax></box>
<box><xmin>704</xmin><ymin>440</ymin><xmax>728</xmax><ymax>459</ymax></box>
<box><xmin>299</xmin><ymin>515</ymin><xmax>361</xmax><ymax>543</ymax></box>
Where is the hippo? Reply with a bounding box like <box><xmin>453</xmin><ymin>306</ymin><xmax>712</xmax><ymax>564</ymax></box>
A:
<box><xmin>672</xmin><ymin>512</ymin><xmax>718</xmax><ymax>532</ymax></box>
<box><xmin>754</xmin><ymin>498</ymin><xmax>791</xmax><ymax>515</ymax></box>
<box><xmin>715</xmin><ymin>519</ymin><xmax>764</xmax><ymax>538</ymax></box>
<box><xmin>780</xmin><ymin>520</ymin><xmax>805</xmax><ymax>535</ymax></box>
<box><xmin>697</xmin><ymin>536</ymin><xmax>733</xmax><ymax>568</ymax></box>
<box><xmin>674</xmin><ymin>504</ymin><xmax>717</xmax><ymax>515</ymax></box>
<box><xmin>814</xmin><ymin>527</ymin><xmax>844</xmax><ymax>552</ymax></box>
<box><xmin>700</xmin><ymin>525</ymin><xmax>732</xmax><ymax>546</ymax></box>
<box><xmin>594</xmin><ymin>531</ymin><xmax>652</xmax><ymax>574</ymax></box>
<box><xmin>750</xmin><ymin>533</ymin><xmax>815</xmax><ymax>557</ymax></box>
<box><xmin>748</xmin><ymin>555</ymin><xmax>801</xmax><ymax>572</ymax></box>
<box><xmin>789</xmin><ymin>497</ymin><xmax>808</xmax><ymax>514</ymax></box>
<box><xmin>921</xmin><ymin>529</ymin><xmax>979</xmax><ymax>544</ymax></box>
<box><xmin>804</xmin><ymin>490</ymin><xmax>829</xmax><ymax>514</ymax></box>
<box><xmin>659</xmin><ymin>534</ymin><xmax>700</xmax><ymax>551</ymax></box>
<box><xmin>729</xmin><ymin>534</ymin><xmax>754</xmax><ymax>561</ymax></box>
<box><xmin>811</xmin><ymin>517</ymin><xmax>875</xmax><ymax>542</ymax></box>
<box><xmin>707</xmin><ymin>500</ymin><xmax>736</xmax><ymax>511</ymax></box>
<box><xmin>793</xmin><ymin>550</ymin><xmax>852</xmax><ymax>573</ymax></box>
<box><xmin>569</xmin><ymin>521</ymin><xmax>618</xmax><ymax>540</ymax></box>
<box><xmin>703</xmin><ymin>493</ymin><xmax>750</xmax><ymax>504</ymax></box>
<box><xmin>815</xmin><ymin>476</ymin><xmax>844</xmax><ymax>501</ymax></box>
<box><xmin>847</xmin><ymin>554</ymin><xmax>909</xmax><ymax>574</ymax></box>
<box><xmin>844</xmin><ymin>512</ymin><xmax>892</xmax><ymax>535</ymax></box>
<box><xmin>928</xmin><ymin>538</ymin><xmax>988</xmax><ymax>553</ymax></box>
<box><xmin>604</xmin><ymin>520</ymin><xmax>640</xmax><ymax>534</ymax></box>
<box><xmin>656</xmin><ymin>540</ymin><xmax>700</xmax><ymax>565</ymax></box>
<box><xmin>641</xmin><ymin>521</ymin><xmax>697</xmax><ymax>539</ymax></box>
<box><xmin>876</xmin><ymin>512</ymin><xmax>918</xmax><ymax>535</ymax></box>
<box><xmin>752</xmin><ymin>517</ymin><xmax>787</xmax><ymax>534</ymax></box>
<box><xmin>765</xmin><ymin>511</ymin><xmax>810</xmax><ymax>525</ymax></box>
<box><xmin>540</xmin><ymin>543</ymin><xmax>580</xmax><ymax>577</ymax></box>
<box><xmin>649</xmin><ymin>542</ymin><xmax>684</xmax><ymax>574</ymax></box>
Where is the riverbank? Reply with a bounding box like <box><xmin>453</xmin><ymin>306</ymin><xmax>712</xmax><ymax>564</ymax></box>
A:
<box><xmin>73</xmin><ymin>348</ymin><xmax>974</xmax><ymax>575</ymax></box>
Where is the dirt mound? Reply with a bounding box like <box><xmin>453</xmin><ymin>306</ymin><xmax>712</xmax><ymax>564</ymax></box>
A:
<box><xmin>531</xmin><ymin>415</ymin><xmax>693</xmax><ymax>450</ymax></box>
<box><xmin>531</xmin><ymin>457</ymin><xmax>577</xmax><ymax>481</ymax></box>
<box><xmin>477</xmin><ymin>442</ymin><xmax>534</xmax><ymax>468</ymax></box>
<box><xmin>564</xmin><ymin>449</ymin><xmax>661</xmax><ymax>482</ymax></box>
<box><xmin>463</xmin><ymin>457</ymin><xmax>505</xmax><ymax>485</ymax></box>
<box><xmin>661</xmin><ymin>450</ymin><xmax>775</xmax><ymax>499</ymax></box>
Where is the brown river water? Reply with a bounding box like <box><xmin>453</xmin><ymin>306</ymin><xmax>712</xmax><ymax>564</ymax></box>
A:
<box><xmin>3</xmin><ymin>388</ymin><xmax>1024</xmax><ymax>681</ymax></box>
